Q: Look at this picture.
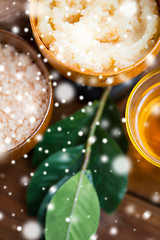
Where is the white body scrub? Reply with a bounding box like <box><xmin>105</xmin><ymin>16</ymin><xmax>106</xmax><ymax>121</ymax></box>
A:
<box><xmin>37</xmin><ymin>0</ymin><xmax>160</xmax><ymax>72</ymax></box>
<box><xmin>0</xmin><ymin>44</ymin><xmax>48</xmax><ymax>153</ymax></box>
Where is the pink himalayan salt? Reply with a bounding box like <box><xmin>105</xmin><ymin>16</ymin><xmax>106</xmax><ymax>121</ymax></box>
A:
<box><xmin>0</xmin><ymin>44</ymin><xmax>48</xmax><ymax>153</ymax></box>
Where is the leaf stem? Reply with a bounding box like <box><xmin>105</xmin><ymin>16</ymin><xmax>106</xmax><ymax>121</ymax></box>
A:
<box><xmin>82</xmin><ymin>87</ymin><xmax>112</xmax><ymax>171</ymax></box>
<box><xmin>66</xmin><ymin>87</ymin><xmax>112</xmax><ymax>239</ymax></box>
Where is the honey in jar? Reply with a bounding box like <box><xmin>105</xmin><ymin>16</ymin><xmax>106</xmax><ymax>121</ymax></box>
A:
<box><xmin>137</xmin><ymin>83</ymin><xmax>160</xmax><ymax>158</ymax></box>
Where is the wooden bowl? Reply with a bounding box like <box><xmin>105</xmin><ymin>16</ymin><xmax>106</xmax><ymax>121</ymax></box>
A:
<box><xmin>29</xmin><ymin>0</ymin><xmax>160</xmax><ymax>87</ymax></box>
<box><xmin>0</xmin><ymin>29</ymin><xmax>54</xmax><ymax>164</ymax></box>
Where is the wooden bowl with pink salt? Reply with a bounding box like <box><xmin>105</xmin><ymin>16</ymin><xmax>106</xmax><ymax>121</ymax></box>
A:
<box><xmin>0</xmin><ymin>29</ymin><xmax>53</xmax><ymax>164</ymax></box>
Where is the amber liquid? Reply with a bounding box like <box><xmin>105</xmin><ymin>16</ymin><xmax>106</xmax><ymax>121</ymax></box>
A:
<box><xmin>137</xmin><ymin>84</ymin><xmax>160</xmax><ymax>158</ymax></box>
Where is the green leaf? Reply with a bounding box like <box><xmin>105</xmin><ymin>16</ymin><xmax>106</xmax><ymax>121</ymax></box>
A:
<box><xmin>89</xmin><ymin>126</ymin><xmax>128</xmax><ymax>214</ymax></box>
<box><xmin>32</xmin><ymin>102</ymin><xmax>98</xmax><ymax>166</ymax></box>
<box><xmin>38</xmin><ymin>176</ymin><xmax>69</xmax><ymax>226</ymax></box>
<box><xmin>27</xmin><ymin>145</ymin><xmax>84</xmax><ymax>216</ymax></box>
<box><xmin>45</xmin><ymin>171</ymin><xmax>100</xmax><ymax>240</ymax></box>
<box><xmin>101</xmin><ymin>97</ymin><xmax>128</xmax><ymax>153</ymax></box>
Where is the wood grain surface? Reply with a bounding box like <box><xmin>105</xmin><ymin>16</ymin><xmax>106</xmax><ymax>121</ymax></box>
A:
<box><xmin>0</xmin><ymin>1</ymin><xmax>160</xmax><ymax>240</ymax></box>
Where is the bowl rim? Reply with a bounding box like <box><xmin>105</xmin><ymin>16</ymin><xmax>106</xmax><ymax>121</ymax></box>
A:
<box><xmin>125</xmin><ymin>68</ymin><xmax>160</xmax><ymax>167</ymax></box>
<box><xmin>0</xmin><ymin>29</ymin><xmax>53</xmax><ymax>156</ymax></box>
<box><xmin>30</xmin><ymin>0</ymin><xmax>160</xmax><ymax>77</ymax></box>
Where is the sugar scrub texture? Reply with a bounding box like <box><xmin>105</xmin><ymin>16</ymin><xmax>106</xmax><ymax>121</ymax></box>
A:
<box><xmin>0</xmin><ymin>44</ymin><xmax>48</xmax><ymax>153</ymax></box>
<box><xmin>37</xmin><ymin>0</ymin><xmax>160</xmax><ymax>72</ymax></box>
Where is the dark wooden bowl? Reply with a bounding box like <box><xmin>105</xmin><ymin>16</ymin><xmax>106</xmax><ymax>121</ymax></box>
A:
<box><xmin>0</xmin><ymin>29</ymin><xmax>54</xmax><ymax>164</ymax></box>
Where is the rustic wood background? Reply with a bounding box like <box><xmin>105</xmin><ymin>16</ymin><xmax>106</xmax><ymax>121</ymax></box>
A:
<box><xmin>0</xmin><ymin>1</ymin><xmax>160</xmax><ymax>239</ymax></box>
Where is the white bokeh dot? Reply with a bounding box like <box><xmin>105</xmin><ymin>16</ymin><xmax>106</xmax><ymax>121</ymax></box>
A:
<box><xmin>125</xmin><ymin>204</ymin><xmax>136</xmax><ymax>215</ymax></box>
<box><xmin>151</xmin><ymin>192</ymin><xmax>160</xmax><ymax>203</ymax></box>
<box><xmin>89</xmin><ymin>136</ymin><xmax>96</xmax><ymax>144</ymax></box>
<box><xmin>20</xmin><ymin>176</ymin><xmax>30</xmax><ymax>186</ymax></box>
<box><xmin>49</xmin><ymin>185</ymin><xmax>57</xmax><ymax>194</ymax></box>
<box><xmin>102</xmin><ymin>138</ymin><xmax>108</xmax><ymax>144</ymax></box>
<box><xmin>22</xmin><ymin>221</ymin><xmax>42</xmax><ymax>240</ymax></box>
<box><xmin>109</xmin><ymin>226</ymin><xmax>118</xmax><ymax>236</ymax></box>
<box><xmin>101</xmin><ymin>155</ymin><xmax>108</xmax><ymax>163</ymax></box>
<box><xmin>0</xmin><ymin>212</ymin><xmax>4</xmax><ymax>220</ymax></box>
<box><xmin>48</xmin><ymin>203</ymin><xmax>54</xmax><ymax>211</ymax></box>
<box><xmin>55</xmin><ymin>82</ymin><xmax>76</xmax><ymax>103</ymax></box>
<box><xmin>65</xmin><ymin>217</ymin><xmax>71</xmax><ymax>223</ymax></box>
<box><xmin>11</xmin><ymin>26</ymin><xmax>20</xmax><ymax>34</ymax></box>
<box><xmin>119</xmin><ymin>2</ymin><xmax>137</xmax><ymax>18</ymax></box>
<box><xmin>17</xmin><ymin>226</ymin><xmax>22</xmax><ymax>232</ymax></box>
<box><xmin>142</xmin><ymin>210</ymin><xmax>152</xmax><ymax>220</ymax></box>
<box><xmin>112</xmin><ymin>155</ymin><xmax>132</xmax><ymax>175</ymax></box>
<box><xmin>0</xmin><ymin>65</ymin><xmax>5</xmax><ymax>72</ymax></box>
<box><xmin>90</xmin><ymin>234</ymin><xmax>98</xmax><ymax>240</ymax></box>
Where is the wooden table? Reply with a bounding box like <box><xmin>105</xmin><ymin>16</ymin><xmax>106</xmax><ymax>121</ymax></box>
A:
<box><xmin>0</xmin><ymin>1</ymin><xmax>160</xmax><ymax>239</ymax></box>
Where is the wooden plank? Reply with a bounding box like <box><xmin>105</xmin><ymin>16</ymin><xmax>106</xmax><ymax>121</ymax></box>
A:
<box><xmin>98</xmin><ymin>194</ymin><xmax>160</xmax><ymax>240</ymax></box>
<box><xmin>0</xmin><ymin>193</ymin><xmax>36</xmax><ymax>240</ymax></box>
<box><xmin>128</xmin><ymin>143</ymin><xmax>160</xmax><ymax>205</ymax></box>
<box><xmin>1</xmin><ymin>180</ymin><xmax>160</xmax><ymax>240</ymax></box>
<box><xmin>0</xmin><ymin>124</ymin><xmax>160</xmax><ymax>240</ymax></box>
<box><xmin>0</xmin><ymin>0</ymin><xmax>26</xmax><ymax>23</ymax></box>
<box><xmin>0</xmin><ymin>229</ymin><xmax>19</xmax><ymax>240</ymax></box>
